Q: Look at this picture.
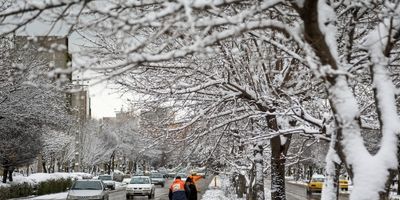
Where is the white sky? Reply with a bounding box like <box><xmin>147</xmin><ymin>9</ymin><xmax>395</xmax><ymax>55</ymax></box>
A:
<box><xmin>89</xmin><ymin>83</ymin><xmax>124</xmax><ymax>119</ymax></box>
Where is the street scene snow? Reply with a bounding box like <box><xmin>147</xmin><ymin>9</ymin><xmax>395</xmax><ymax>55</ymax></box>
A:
<box><xmin>1</xmin><ymin>1</ymin><xmax>400</xmax><ymax>200</ymax></box>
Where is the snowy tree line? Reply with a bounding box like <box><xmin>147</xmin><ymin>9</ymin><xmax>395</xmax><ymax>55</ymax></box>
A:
<box><xmin>0</xmin><ymin>36</ymin><xmax>73</xmax><ymax>182</ymax></box>
<box><xmin>0</xmin><ymin>37</ymin><xmax>163</xmax><ymax>183</ymax></box>
<box><xmin>1</xmin><ymin>0</ymin><xmax>400</xmax><ymax>200</ymax></box>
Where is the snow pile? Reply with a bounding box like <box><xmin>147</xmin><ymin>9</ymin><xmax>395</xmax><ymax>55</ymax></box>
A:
<box><xmin>0</xmin><ymin>172</ymin><xmax>92</xmax><ymax>187</ymax></box>
<box><xmin>202</xmin><ymin>175</ymin><xmax>248</xmax><ymax>200</ymax></box>
<box><xmin>201</xmin><ymin>189</ymin><xmax>229</xmax><ymax>200</ymax></box>
<box><xmin>29</xmin><ymin>192</ymin><xmax>68</xmax><ymax>200</ymax></box>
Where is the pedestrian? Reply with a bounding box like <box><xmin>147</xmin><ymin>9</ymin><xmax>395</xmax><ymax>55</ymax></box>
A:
<box><xmin>169</xmin><ymin>176</ymin><xmax>188</xmax><ymax>200</ymax></box>
<box><xmin>185</xmin><ymin>177</ymin><xmax>198</xmax><ymax>200</ymax></box>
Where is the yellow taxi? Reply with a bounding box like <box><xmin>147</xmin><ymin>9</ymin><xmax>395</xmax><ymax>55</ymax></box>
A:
<box><xmin>339</xmin><ymin>179</ymin><xmax>349</xmax><ymax>191</ymax></box>
<box><xmin>306</xmin><ymin>174</ymin><xmax>325</xmax><ymax>194</ymax></box>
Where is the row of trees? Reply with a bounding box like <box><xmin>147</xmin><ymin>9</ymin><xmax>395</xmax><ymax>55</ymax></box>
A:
<box><xmin>1</xmin><ymin>0</ymin><xmax>400</xmax><ymax>199</ymax></box>
<box><xmin>0</xmin><ymin>36</ymin><xmax>73</xmax><ymax>183</ymax></box>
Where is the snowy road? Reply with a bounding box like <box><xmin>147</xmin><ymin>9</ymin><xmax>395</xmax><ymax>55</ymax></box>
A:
<box><xmin>109</xmin><ymin>177</ymin><xmax>212</xmax><ymax>200</ymax></box>
<box><xmin>27</xmin><ymin>176</ymin><xmax>213</xmax><ymax>200</ymax></box>
<box><xmin>286</xmin><ymin>182</ymin><xmax>349</xmax><ymax>200</ymax></box>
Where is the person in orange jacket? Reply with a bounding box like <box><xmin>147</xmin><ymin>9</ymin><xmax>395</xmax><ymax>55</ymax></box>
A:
<box><xmin>188</xmin><ymin>173</ymin><xmax>203</xmax><ymax>183</ymax></box>
<box><xmin>169</xmin><ymin>176</ymin><xmax>189</xmax><ymax>200</ymax></box>
<box><xmin>188</xmin><ymin>173</ymin><xmax>203</xmax><ymax>192</ymax></box>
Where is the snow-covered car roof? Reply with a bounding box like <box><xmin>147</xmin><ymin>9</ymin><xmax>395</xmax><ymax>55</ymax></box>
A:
<box><xmin>311</xmin><ymin>174</ymin><xmax>325</xmax><ymax>179</ymax></box>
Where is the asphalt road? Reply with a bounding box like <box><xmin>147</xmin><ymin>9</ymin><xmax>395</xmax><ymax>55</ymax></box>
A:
<box><xmin>108</xmin><ymin>176</ymin><xmax>213</xmax><ymax>200</ymax></box>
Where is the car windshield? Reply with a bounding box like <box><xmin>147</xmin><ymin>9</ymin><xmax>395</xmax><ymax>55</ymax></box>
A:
<box><xmin>150</xmin><ymin>173</ymin><xmax>163</xmax><ymax>178</ymax></box>
<box><xmin>99</xmin><ymin>175</ymin><xmax>112</xmax><ymax>180</ymax></box>
<box><xmin>312</xmin><ymin>178</ymin><xmax>324</xmax><ymax>182</ymax></box>
<box><xmin>123</xmin><ymin>178</ymin><xmax>131</xmax><ymax>182</ymax></box>
<box><xmin>72</xmin><ymin>181</ymin><xmax>102</xmax><ymax>190</ymax></box>
<box><xmin>130</xmin><ymin>177</ymin><xmax>150</xmax><ymax>184</ymax></box>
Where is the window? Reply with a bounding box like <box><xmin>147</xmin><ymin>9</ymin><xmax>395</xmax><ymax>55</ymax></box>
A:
<box><xmin>131</xmin><ymin>177</ymin><xmax>150</xmax><ymax>184</ymax></box>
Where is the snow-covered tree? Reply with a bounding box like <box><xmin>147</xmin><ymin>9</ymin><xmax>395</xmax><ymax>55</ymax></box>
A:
<box><xmin>1</xmin><ymin>1</ymin><xmax>400</xmax><ymax>199</ymax></box>
<box><xmin>0</xmin><ymin>36</ymin><xmax>72</xmax><ymax>182</ymax></box>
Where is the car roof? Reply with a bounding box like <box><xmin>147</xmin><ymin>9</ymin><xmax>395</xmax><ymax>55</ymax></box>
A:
<box><xmin>132</xmin><ymin>176</ymin><xmax>150</xmax><ymax>178</ymax></box>
<box><xmin>75</xmin><ymin>179</ymin><xmax>102</xmax><ymax>182</ymax></box>
<box><xmin>311</xmin><ymin>174</ymin><xmax>325</xmax><ymax>178</ymax></box>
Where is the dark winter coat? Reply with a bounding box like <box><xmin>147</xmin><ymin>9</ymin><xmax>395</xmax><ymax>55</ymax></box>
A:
<box><xmin>185</xmin><ymin>182</ymin><xmax>198</xmax><ymax>200</ymax></box>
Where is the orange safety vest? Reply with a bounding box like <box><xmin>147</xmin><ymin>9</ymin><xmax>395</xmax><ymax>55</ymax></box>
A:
<box><xmin>188</xmin><ymin>175</ymin><xmax>202</xmax><ymax>183</ymax></box>
<box><xmin>170</xmin><ymin>179</ymin><xmax>186</xmax><ymax>192</ymax></box>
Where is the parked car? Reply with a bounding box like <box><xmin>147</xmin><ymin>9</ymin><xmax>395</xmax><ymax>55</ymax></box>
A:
<box><xmin>98</xmin><ymin>175</ymin><xmax>116</xmax><ymax>190</ymax></box>
<box><xmin>150</xmin><ymin>173</ymin><xmax>166</xmax><ymax>187</ymax></box>
<box><xmin>66</xmin><ymin>179</ymin><xmax>109</xmax><ymax>200</ymax></box>
<box><xmin>306</xmin><ymin>174</ymin><xmax>325</xmax><ymax>194</ymax></box>
<box><xmin>126</xmin><ymin>176</ymin><xmax>155</xmax><ymax>199</ymax></box>
<box><xmin>339</xmin><ymin>179</ymin><xmax>349</xmax><ymax>191</ymax></box>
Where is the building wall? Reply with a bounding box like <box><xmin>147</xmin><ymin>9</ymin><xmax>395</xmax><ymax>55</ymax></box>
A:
<box><xmin>70</xmin><ymin>89</ymin><xmax>91</xmax><ymax>122</ymax></box>
<box><xmin>14</xmin><ymin>36</ymin><xmax>71</xmax><ymax>82</ymax></box>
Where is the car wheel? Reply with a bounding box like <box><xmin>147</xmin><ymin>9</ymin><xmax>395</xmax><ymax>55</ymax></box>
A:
<box><xmin>112</xmin><ymin>186</ymin><xmax>115</xmax><ymax>190</ymax></box>
<box><xmin>161</xmin><ymin>183</ymin><xmax>164</xmax><ymax>188</ymax></box>
<box><xmin>126</xmin><ymin>194</ymin><xmax>130</xmax><ymax>199</ymax></box>
<box><xmin>306</xmin><ymin>189</ymin><xmax>311</xmax><ymax>195</ymax></box>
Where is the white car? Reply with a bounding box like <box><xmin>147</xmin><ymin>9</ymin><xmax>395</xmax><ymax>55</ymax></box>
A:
<box><xmin>98</xmin><ymin>175</ymin><xmax>116</xmax><ymax>190</ymax></box>
<box><xmin>67</xmin><ymin>179</ymin><xmax>109</xmax><ymax>200</ymax></box>
<box><xmin>126</xmin><ymin>176</ymin><xmax>155</xmax><ymax>199</ymax></box>
<box><xmin>122</xmin><ymin>178</ymin><xmax>132</xmax><ymax>185</ymax></box>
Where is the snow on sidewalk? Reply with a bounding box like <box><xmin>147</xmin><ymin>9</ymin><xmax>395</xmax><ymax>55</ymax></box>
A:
<box><xmin>208</xmin><ymin>176</ymin><xmax>222</xmax><ymax>189</ymax></box>
<box><xmin>202</xmin><ymin>189</ymin><xmax>229</xmax><ymax>200</ymax></box>
<box><xmin>27</xmin><ymin>192</ymin><xmax>68</xmax><ymax>200</ymax></box>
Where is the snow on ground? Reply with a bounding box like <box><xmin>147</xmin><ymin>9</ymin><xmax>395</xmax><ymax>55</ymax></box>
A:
<box><xmin>0</xmin><ymin>172</ymin><xmax>92</xmax><ymax>187</ymax></box>
<box><xmin>28</xmin><ymin>192</ymin><xmax>68</xmax><ymax>200</ymax></box>
<box><xmin>201</xmin><ymin>176</ymin><xmax>228</xmax><ymax>200</ymax></box>
<box><xmin>202</xmin><ymin>175</ymin><xmax>247</xmax><ymax>200</ymax></box>
<box><xmin>202</xmin><ymin>189</ymin><xmax>229</xmax><ymax>200</ymax></box>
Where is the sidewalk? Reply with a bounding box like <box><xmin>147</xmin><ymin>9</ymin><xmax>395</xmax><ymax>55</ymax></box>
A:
<box><xmin>26</xmin><ymin>192</ymin><xmax>68</xmax><ymax>200</ymax></box>
<box><xmin>208</xmin><ymin>176</ymin><xmax>222</xmax><ymax>189</ymax></box>
<box><xmin>201</xmin><ymin>176</ymin><xmax>229</xmax><ymax>200</ymax></box>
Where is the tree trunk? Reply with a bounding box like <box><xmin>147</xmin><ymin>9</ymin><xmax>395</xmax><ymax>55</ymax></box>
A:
<box><xmin>268</xmin><ymin>113</ymin><xmax>291</xmax><ymax>200</ymax></box>
<box><xmin>42</xmin><ymin>161</ymin><xmax>47</xmax><ymax>173</ymax></box>
<box><xmin>379</xmin><ymin>169</ymin><xmax>396</xmax><ymax>200</ymax></box>
<box><xmin>253</xmin><ymin>142</ymin><xmax>265</xmax><ymax>200</ymax></box>
<box><xmin>111</xmin><ymin>154</ymin><xmax>115</xmax><ymax>173</ymax></box>
<box><xmin>237</xmin><ymin>174</ymin><xmax>246</xmax><ymax>198</ymax></box>
<box><xmin>8</xmin><ymin>168</ymin><xmax>13</xmax><ymax>182</ymax></box>
<box><xmin>397</xmin><ymin>168</ymin><xmax>400</xmax><ymax>195</ymax></box>
<box><xmin>271</xmin><ymin>136</ymin><xmax>286</xmax><ymax>200</ymax></box>
<box><xmin>247</xmin><ymin>164</ymin><xmax>255</xmax><ymax>200</ymax></box>
<box><xmin>2</xmin><ymin>167</ymin><xmax>8</xmax><ymax>183</ymax></box>
<box><xmin>26</xmin><ymin>165</ymin><xmax>30</xmax><ymax>176</ymax></box>
<box><xmin>37</xmin><ymin>154</ymin><xmax>43</xmax><ymax>173</ymax></box>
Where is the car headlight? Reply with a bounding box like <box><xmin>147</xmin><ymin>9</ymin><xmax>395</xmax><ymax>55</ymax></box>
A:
<box><xmin>127</xmin><ymin>187</ymin><xmax>134</xmax><ymax>190</ymax></box>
